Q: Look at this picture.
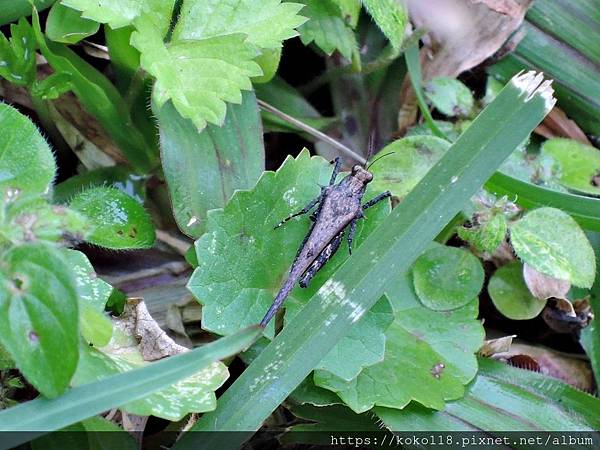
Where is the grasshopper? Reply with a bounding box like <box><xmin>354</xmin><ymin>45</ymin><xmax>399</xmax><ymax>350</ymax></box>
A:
<box><xmin>259</xmin><ymin>156</ymin><xmax>391</xmax><ymax>327</ymax></box>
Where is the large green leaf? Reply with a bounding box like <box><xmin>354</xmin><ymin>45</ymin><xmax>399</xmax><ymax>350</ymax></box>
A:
<box><xmin>61</xmin><ymin>0</ymin><xmax>175</xmax><ymax>34</ymax></box>
<box><xmin>172</xmin><ymin>0</ymin><xmax>305</xmax><ymax>49</ymax></box>
<box><xmin>510</xmin><ymin>207</ymin><xmax>596</xmax><ymax>288</ymax></box>
<box><xmin>377</xmin><ymin>357</ymin><xmax>599</xmax><ymax>431</ymax></box>
<box><xmin>297</xmin><ymin>0</ymin><xmax>358</xmax><ymax>62</ymax></box>
<box><xmin>0</xmin><ymin>0</ymin><xmax>55</xmax><ymax>26</ymax></box>
<box><xmin>46</xmin><ymin>2</ymin><xmax>99</xmax><ymax>44</ymax></box>
<box><xmin>0</xmin><ymin>103</ymin><xmax>56</xmax><ymax>195</ymax></box>
<box><xmin>176</xmin><ymin>73</ymin><xmax>555</xmax><ymax>449</ymax></box>
<box><xmin>0</xmin><ymin>244</ymin><xmax>78</xmax><ymax>398</ymax></box>
<box><xmin>158</xmin><ymin>91</ymin><xmax>264</xmax><ymax>238</ymax></box>
<box><xmin>0</xmin><ymin>326</ymin><xmax>262</xmax><ymax>448</ymax></box>
<box><xmin>69</xmin><ymin>186</ymin><xmax>155</xmax><ymax>249</ymax></box>
<box><xmin>360</xmin><ymin>0</ymin><xmax>406</xmax><ymax>49</ymax></box>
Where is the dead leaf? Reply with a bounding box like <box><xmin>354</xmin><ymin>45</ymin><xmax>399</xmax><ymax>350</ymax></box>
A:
<box><xmin>542</xmin><ymin>297</ymin><xmax>592</xmax><ymax>335</ymax></box>
<box><xmin>470</xmin><ymin>0</ymin><xmax>523</xmax><ymax>17</ymax></box>
<box><xmin>522</xmin><ymin>263</ymin><xmax>570</xmax><ymax>300</ymax></box>
<box><xmin>479</xmin><ymin>335</ymin><xmax>516</xmax><ymax>356</ymax></box>
<box><xmin>535</xmin><ymin>107</ymin><xmax>592</xmax><ymax>145</ymax></box>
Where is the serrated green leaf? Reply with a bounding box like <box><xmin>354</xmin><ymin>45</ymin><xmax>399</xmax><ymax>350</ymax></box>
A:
<box><xmin>488</xmin><ymin>261</ymin><xmax>547</xmax><ymax>320</ymax></box>
<box><xmin>298</xmin><ymin>0</ymin><xmax>358</xmax><ymax>62</ymax></box>
<box><xmin>61</xmin><ymin>0</ymin><xmax>176</xmax><ymax>35</ymax></box>
<box><xmin>458</xmin><ymin>213</ymin><xmax>508</xmax><ymax>254</ymax></box>
<box><xmin>510</xmin><ymin>207</ymin><xmax>596</xmax><ymax>288</ymax></box>
<box><xmin>541</xmin><ymin>138</ymin><xmax>600</xmax><ymax>196</ymax></box>
<box><xmin>314</xmin><ymin>298</ymin><xmax>483</xmax><ymax>413</ymax></box>
<box><xmin>361</xmin><ymin>0</ymin><xmax>407</xmax><ymax>49</ymax></box>
<box><xmin>377</xmin><ymin>357</ymin><xmax>600</xmax><ymax>431</ymax></box>
<box><xmin>368</xmin><ymin>136</ymin><xmax>451</xmax><ymax>199</ymax></box>
<box><xmin>157</xmin><ymin>91</ymin><xmax>264</xmax><ymax>238</ymax></box>
<box><xmin>425</xmin><ymin>77</ymin><xmax>475</xmax><ymax>117</ymax></box>
<box><xmin>0</xmin><ymin>244</ymin><xmax>79</xmax><ymax>398</ymax></box>
<box><xmin>73</xmin><ymin>329</ymin><xmax>228</xmax><ymax>421</ymax></box>
<box><xmin>172</xmin><ymin>0</ymin><xmax>306</xmax><ymax>49</ymax></box>
<box><xmin>62</xmin><ymin>249</ymin><xmax>112</xmax><ymax>347</ymax></box>
<box><xmin>331</xmin><ymin>0</ymin><xmax>361</xmax><ymax>28</ymax></box>
<box><xmin>132</xmin><ymin>20</ymin><xmax>262</xmax><ymax>131</ymax></box>
<box><xmin>0</xmin><ymin>17</ymin><xmax>36</xmax><ymax>87</ymax></box>
<box><xmin>0</xmin><ymin>103</ymin><xmax>56</xmax><ymax>195</ymax></box>
<box><xmin>188</xmin><ymin>150</ymin><xmax>391</xmax><ymax>376</ymax></box>
<box><xmin>412</xmin><ymin>245</ymin><xmax>484</xmax><ymax>311</ymax></box>
<box><xmin>69</xmin><ymin>187</ymin><xmax>155</xmax><ymax>249</ymax></box>
<box><xmin>46</xmin><ymin>3</ymin><xmax>99</xmax><ymax>44</ymax></box>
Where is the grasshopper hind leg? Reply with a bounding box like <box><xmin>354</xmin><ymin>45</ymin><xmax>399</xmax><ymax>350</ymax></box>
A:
<box><xmin>299</xmin><ymin>231</ymin><xmax>344</xmax><ymax>288</ymax></box>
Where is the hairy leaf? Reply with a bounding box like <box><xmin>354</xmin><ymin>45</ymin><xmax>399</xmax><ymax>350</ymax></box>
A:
<box><xmin>488</xmin><ymin>262</ymin><xmax>547</xmax><ymax>320</ymax></box>
<box><xmin>361</xmin><ymin>0</ymin><xmax>407</xmax><ymax>49</ymax></box>
<box><xmin>69</xmin><ymin>186</ymin><xmax>155</xmax><ymax>249</ymax></box>
<box><xmin>458</xmin><ymin>213</ymin><xmax>507</xmax><ymax>254</ymax></box>
<box><xmin>0</xmin><ymin>103</ymin><xmax>56</xmax><ymax>195</ymax></box>
<box><xmin>510</xmin><ymin>207</ymin><xmax>596</xmax><ymax>288</ymax></box>
<box><xmin>0</xmin><ymin>244</ymin><xmax>78</xmax><ymax>398</ymax></box>
<box><xmin>157</xmin><ymin>91</ymin><xmax>264</xmax><ymax>238</ymax></box>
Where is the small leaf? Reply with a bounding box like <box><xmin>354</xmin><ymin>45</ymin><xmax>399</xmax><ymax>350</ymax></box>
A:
<box><xmin>368</xmin><ymin>136</ymin><xmax>451</xmax><ymax>198</ymax></box>
<box><xmin>0</xmin><ymin>103</ymin><xmax>56</xmax><ymax>195</ymax></box>
<box><xmin>298</xmin><ymin>0</ymin><xmax>359</xmax><ymax>62</ymax></box>
<box><xmin>315</xmin><ymin>299</ymin><xmax>483</xmax><ymax>413</ymax></box>
<box><xmin>30</xmin><ymin>72</ymin><xmax>74</xmax><ymax>100</ymax></box>
<box><xmin>412</xmin><ymin>245</ymin><xmax>484</xmax><ymax>311</ymax></box>
<box><xmin>541</xmin><ymin>138</ymin><xmax>600</xmax><ymax>196</ymax></box>
<box><xmin>488</xmin><ymin>262</ymin><xmax>547</xmax><ymax>320</ymax></box>
<box><xmin>425</xmin><ymin>77</ymin><xmax>475</xmax><ymax>117</ymax></box>
<box><xmin>62</xmin><ymin>0</ymin><xmax>176</xmax><ymax>34</ymax></box>
<box><xmin>132</xmin><ymin>21</ymin><xmax>262</xmax><ymax>131</ymax></box>
<box><xmin>0</xmin><ymin>18</ymin><xmax>36</xmax><ymax>86</ymax></box>
<box><xmin>458</xmin><ymin>213</ymin><xmax>508</xmax><ymax>254</ymax></box>
<box><xmin>0</xmin><ymin>244</ymin><xmax>79</xmax><ymax>398</ymax></box>
<box><xmin>172</xmin><ymin>0</ymin><xmax>306</xmax><ymax>50</ymax></box>
<box><xmin>46</xmin><ymin>2</ymin><xmax>100</xmax><ymax>44</ymax></box>
<box><xmin>157</xmin><ymin>91</ymin><xmax>264</xmax><ymax>238</ymax></box>
<box><xmin>69</xmin><ymin>187</ymin><xmax>155</xmax><ymax>249</ymax></box>
<box><xmin>510</xmin><ymin>207</ymin><xmax>596</xmax><ymax>287</ymax></box>
<box><xmin>361</xmin><ymin>0</ymin><xmax>407</xmax><ymax>49</ymax></box>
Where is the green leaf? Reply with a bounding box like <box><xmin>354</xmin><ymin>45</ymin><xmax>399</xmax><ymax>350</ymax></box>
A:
<box><xmin>46</xmin><ymin>2</ymin><xmax>99</xmax><ymax>44</ymax></box>
<box><xmin>73</xmin><ymin>337</ymin><xmax>228</xmax><ymax>421</ymax></box>
<box><xmin>0</xmin><ymin>17</ymin><xmax>37</xmax><ymax>86</ymax></box>
<box><xmin>458</xmin><ymin>213</ymin><xmax>508</xmax><ymax>254</ymax></box>
<box><xmin>425</xmin><ymin>77</ymin><xmax>474</xmax><ymax>118</ymax></box>
<box><xmin>315</xmin><ymin>298</ymin><xmax>483</xmax><ymax>413</ymax></box>
<box><xmin>0</xmin><ymin>103</ymin><xmax>56</xmax><ymax>195</ymax></box>
<box><xmin>298</xmin><ymin>0</ymin><xmax>358</xmax><ymax>62</ymax></box>
<box><xmin>0</xmin><ymin>244</ymin><xmax>78</xmax><ymax>398</ymax></box>
<box><xmin>172</xmin><ymin>0</ymin><xmax>305</xmax><ymax>50</ymax></box>
<box><xmin>30</xmin><ymin>72</ymin><xmax>74</xmax><ymax>100</ymax></box>
<box><xmin>331</xmin><ymin>0</ymin><xmax>361</xmax><ymax>28</ymax></box>
<box><xmin>252</xmin><ymin>47</ymin><xmax>281</xmax><ymax>84</ymax></box>
<box><xmin>62</xmin><ymin>249</ymin><xmax>112</xmax><ymax>347</ymax></box>
<box><xmin>361</xmin><ymin>0</ymin><xmax>407</xmax><ymax>49</ymax></box>
<box><xmin>377</xmin><ymin>357</ymin><xmax>600</xmax><ymax>431</ymax></box>
<box><xmin>0</xmin><ymin>0</ymin><xmax>54</xmax><ymax>26</ymax></box>
<box><xmin>61</xmin><ymin>0</ymin><xmax>176</xmax><ymax>35</ymax></box>
<box><xmin>157</xmin><ymin>91</ymin><xmax>264</xmax><ymax>238</ymax></box>
<box><xmin>488</xmin><ymin>262</ymin><xmax>546</xmax><ymax>320</ymax></box>
<box><xmin>32</xmin><ymin>11</ymin><xmax>157</xmax><ymax>172</ymax></box>
<box><xmin>0</xmin><ymin>326</ymin><xmax>261</xmax><ymax>448</ymax></box>
<box><xmin>412</xmin><ymin>245</ymin><xmax>484</xmax><ymax>311</ymax></box>
<box><xmin>188</xmin><ymin>150</ymin><xmax>391</xmax><ymax>377</ymax></box>
<box><xmin>132</xmin><ymin>21</ymin><xmax>261</xmax><ymax>131</ymax></box>
<box><xmin>541</xmin><ymin>138</ymin><xmax>600</xmax><ymax>196</ymax></box>
<box><xmin>290</xmin><ymin>377</ymin><xmax>343</xmax><ymax>407</ymax></box>
<box><xmin>368</xmin><ymin>136</ymin><xmax>450</xmax><ymax>199</ymax></box>
<box><xmin>177</xmin><ymin>72</ymin><xmax>555</xmax><ymax>448</ymax></box>
<box><xmin>510</xmin><ymin>207</ymin><xmax>596</xmax><ymax>288</ymax></box>
<box><xmin>69</xmin><ymin>187</ymin><xmax>155</xmax><ymax>249</ymax></box>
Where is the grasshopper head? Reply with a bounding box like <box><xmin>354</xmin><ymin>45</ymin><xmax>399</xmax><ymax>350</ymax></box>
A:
<box><xmin>351</xmin><ymin>165</ymin><xmax>373</xmax><ymax>184</ymax></box>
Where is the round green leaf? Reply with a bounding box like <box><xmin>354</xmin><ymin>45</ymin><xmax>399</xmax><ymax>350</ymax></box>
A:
<box><xmin>69</xmin><ymin>187</ymin><xmax>155</xmax><ymax>249</ymax></box>
<box><xmin>424</xmin><ymin>77</ymin><xmax>474</xmax><ymax>117</ymax></box>
<box><xmin>412</xmin><ymin>246</ymin><xmax>484</xmax><ymax>311</ymax></box>
<box><xmin>488</xmin><ymin>262</ymin><xmax>547</xmax><ymax>320</ymax></box>
<box><xmin>0</xmin><ymin>103</ymin><xmax>56</xmax><ymax>195</ymax></box>
<box><xmin>368</xmin><ymin>136</ymin><xmax>451</xmax><ymax>198</ymax></box>
<box><xmin>541</xmin><ymin>138</ymin><xmax>600</xmax><ymax>196</ymax></box>
<box><xmin>0</xmin><ymin>244</ymin><xmax>79</xmax><ymax>397</ymax></box>
<box><xmin>509</xmin><ymin>207</ymin><xmax>596</xmax><ymax>288</ymax></box>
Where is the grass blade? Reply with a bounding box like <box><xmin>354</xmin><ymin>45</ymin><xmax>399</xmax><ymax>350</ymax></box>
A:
<box><xmin>175</xmin><ymin>72</ymin><xmax>555</xmax><ymax>450</ymax></box>
<box><xmin>0</xmin><ymin>326</ymin><xmax>262</xmax><ymax>449</ymax></box>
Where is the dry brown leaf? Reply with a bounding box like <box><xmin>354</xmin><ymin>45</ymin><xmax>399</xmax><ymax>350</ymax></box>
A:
<box><xmin>534</xmin><ymin>107</ymin><xmax>592</xmax><ymax>145</ymax></box>
<box><xmin>479</xmin><ymin>334</ymin><xmax>516</xmax><ymax>357</ymax></box>
<box><xmin>470</xmin><ymin>0</ymin><xmax>523</xmax><ymax>17</ymax></box>
<box><xmin>522</xmin><ymin>263</ymin><xmax>570</xmax><ymax>300</ymax></box>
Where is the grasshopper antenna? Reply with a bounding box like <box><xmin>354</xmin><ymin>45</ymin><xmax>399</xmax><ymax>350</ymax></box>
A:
<box><xmin>364</xmin><ymin>132</ymin><xmax>377</xmax><ymax>168</ymax></box>
<box><xmin>366</xmin><ymin>152</ymin><xmax>394</xmax><ymax>170</ymax></box>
